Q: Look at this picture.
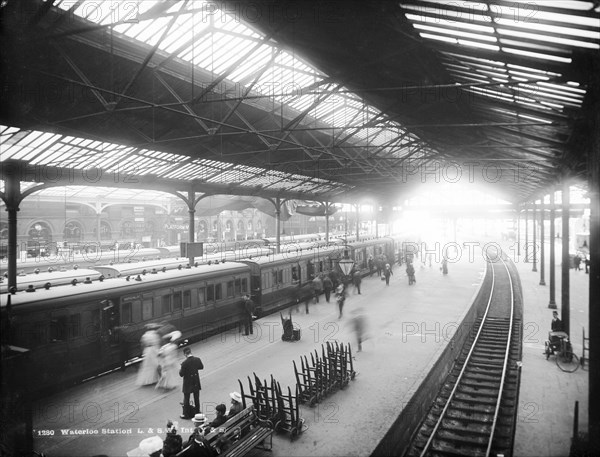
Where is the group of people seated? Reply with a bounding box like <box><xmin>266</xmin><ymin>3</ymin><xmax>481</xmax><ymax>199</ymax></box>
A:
<box><xmin>138</xmin><ymin>392</ymin><xmax>245</xmax><ymax>457</ymax></box>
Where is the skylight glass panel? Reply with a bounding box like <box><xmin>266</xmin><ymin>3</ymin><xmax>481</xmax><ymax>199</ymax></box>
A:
<box><xmin>497</xmin><ymin>28</ymin><xmax>599</xmax><ymax>49</ymax></box>
<box><xmin>503</xmin><ymin>47</ymin><xmax>572</xmax><ymax>63</ymax></box>
<box><xmin>505</xmin><ymin>19</ymin><xmax>600</xmax><ymax>39</ymax></box>
<box><xmin>413</xmin><ymin>24</ymin><xmax>497</xmax><ymax>42</ymax></box>
<box><xmin>419</xmin><ymin>33</ymin><xmax>458</xmax><ymax>44</ymax></box>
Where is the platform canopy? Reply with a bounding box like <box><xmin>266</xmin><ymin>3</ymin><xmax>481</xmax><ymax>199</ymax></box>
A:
<box><xmin>1</xmin><ymin>0</ymin><xmax>598</xmax><ymax>205</ymax></box>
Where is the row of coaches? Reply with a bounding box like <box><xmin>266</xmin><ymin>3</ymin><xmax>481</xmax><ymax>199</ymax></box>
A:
<box><xmin>0</xmin><ymin>234</ymin><xmax>413</xmax><ymax>395</ymax></box>
<box><xmin>0</xmin><ymin>233</ymin><xmax>334</xmax><ymax>275</ymax></box>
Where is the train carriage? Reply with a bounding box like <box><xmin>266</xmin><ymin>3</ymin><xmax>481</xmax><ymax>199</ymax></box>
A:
<box><xmin>241</xmin><ymin>244</ymin><xmax>345</xmax><ymax>316</ymax></box>
<box><xmin>93</xmin><ymin>247</ymin><xmax>273</xmax><ymax>278</ymax></box>
<box><xmin>1</xmin><ymin>262</ymin><xmax>252</xmax><ymax>395</ymax></box>
<box><xmin>0</xmin><ymin>268</ymin><xmax>102</xmax><ymax>294</ymax></box>
<box><xmin>0</xmin><ymin>247</ymin><xmax>165</xmax><ymax>275</ymax></box>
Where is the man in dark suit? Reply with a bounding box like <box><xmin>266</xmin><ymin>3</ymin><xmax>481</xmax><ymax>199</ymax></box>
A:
<box><xmin>179</xmin><ymin>347</ymin><xmax>204</xmax><ymax>419</ymax></box>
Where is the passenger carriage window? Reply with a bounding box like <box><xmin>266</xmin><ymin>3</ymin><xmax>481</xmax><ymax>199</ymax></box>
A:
<box><xmin>207</xmin><ymin>284</ymin><xmax>215</xmax><ymax>302</ymax></box>
<box><xmin>198</xmin><ymin>287</ymin><xmax>206</xmax><ymax>306</ymax></box>
<box><xmin>318</xmin><ymin>261</ymin><xmax>324</xmax><ymax>273</ymax></box>
<box><xmin>277</xmin><ymin>270</ymin><xmax>283</xmax><ymax>284</ymax></box>
<box><xmin>234</xmin><ymin>278</ymin><xmax>241</xmax><ymax>295</ymax></box>
<box><xmin>142</xmin><ymin>298</ymin><xmax>153</xmax><ymax>320</ymax></box>
<box><xmin>68</xmin><ymin>314</ymin><xmax>81</xmax><ymax>339</ymax></box>
<box><xmin>161</xmin><ymin>296</ymin><xmax>170</xmax><ymax>315</ymax></box>
<box><xmin>272</xmin><ymin>270</ymin><xmax>278</xmax><ymax>285</ymax></box>
<box><xmin>50</xmin><ymin>316</ymin><xmax>67</xmax><ymax>341</ymax></box>
<box><xmin>215</xmin><ymin>283</ymin><xmax>222</xmax><ymax>300</ymax></box>
<box><xmin>183</xmin><ymin>290</ymin><xmax>191</xmax><ymax>309</ymax></box>
<box><xmin>34</xmin><ymin>321</ymin><xmax>48</xmax><ymax>346</ymax></box>
<box><xmin>291</xmin><ymin>266</ymin><xmax>299</xmax><ymax>282</ymax></box>
<box><xmin>173</xmin><ymin>292</ymin><xmax>182</xmax><ymax>311</ymax></box>
<box><xmin>226</xmin><ymin>280</ymin><xmax>234</xmax><ymax>298</ymax></box>
<box><xmin>241</xmin><ymin>278</ymin><xmax>248</xmax><ymax>293</ymax></box>
<box><xmin>121</xmin><ymin>303</ymin><xmax>132</xmax><ymax>324</ymax></box>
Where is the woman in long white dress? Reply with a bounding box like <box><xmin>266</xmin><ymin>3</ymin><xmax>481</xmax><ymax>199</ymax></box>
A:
<box><xmin>136</xmin><ymin>328</ymin><xmax>161</xmax><ymax>386</ymax></box>
<box><xmin>156</xmin><ymin>331</ymin><xmax>181</xmax><ymax>390</ymax></box>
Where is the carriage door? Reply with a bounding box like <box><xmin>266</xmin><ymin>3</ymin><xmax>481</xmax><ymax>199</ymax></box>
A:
<box><xmin>100</xmin><ymin>299</ymin><xmax>122</xmax><ymax>365</ymax></box>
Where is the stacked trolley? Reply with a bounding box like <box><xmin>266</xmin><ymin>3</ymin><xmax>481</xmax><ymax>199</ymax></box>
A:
<box><xmin>293</xmin><ymin>342</ymin><xmax>356</xmax><ymax>406</ymax></box>
<box><xmin>238</xmin><ymin>373</ymin><xmax>305</xmax><ymax>441</ymax></box>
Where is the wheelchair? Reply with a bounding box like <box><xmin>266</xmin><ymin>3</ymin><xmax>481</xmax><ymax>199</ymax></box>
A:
<box><xmin>544</xmin><ymin>331</ymin><xmax>580</xmax><ymax>373</ymax></box>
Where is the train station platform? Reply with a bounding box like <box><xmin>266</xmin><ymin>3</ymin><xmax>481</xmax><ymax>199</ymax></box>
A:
<box><xmin>513</xmin><ymin>239</ymin><xmax>589</xmax><ymax>457</ymax></box>
<box><xmin>31</xmin><ymin>248</ymin><xmax>487</xmax><ymax>457</ymax></box>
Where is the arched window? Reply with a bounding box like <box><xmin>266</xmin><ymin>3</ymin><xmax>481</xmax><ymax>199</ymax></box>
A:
<box><xmin>93</xmin><ymin>221</ymin><xmax>112</xmax><ymax>240</ymax></box>
<box><xmin>27</xmin><ymin>221</ymin><xmax>52</xmax><ymax>256</ymax></box>
<box><xmin>63</xmin><ymin>221</ymin><xmax>83</xmax><ymax>242</ymax></box>
<box><xmin>121</xmin><ymin>221</ymin><xmax>134</xmax><ymax>237</ymax></box>
<box><xmin>247</xmin><ymin>221</ymin><xmax>253</xmax><ymax>231</ymax></box>
<box><xmin>225</xmin><ymin>220</ymin><xmax>233</xmax><ymax>233</ymax></box>
<box><xmin>237</xmin><ymin>220</ymin><xmax>244</xmax><ymax>231</ymax></box>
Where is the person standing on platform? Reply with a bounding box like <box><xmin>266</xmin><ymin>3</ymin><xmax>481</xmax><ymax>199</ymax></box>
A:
<box><xmin>383</xmin><ymin>263</ymin><xmax>393</xmax><ymax>285</ymax></box>
<box><xmin>323</xmin><ymin>274</ymin><xmax>333</xmax><ymax>303</ymax></box>
<box><xmin>156</xmin><ymin>331</ymin><xmax>181</xmax><ymax>390</ymax></box>
<box><xmin>179</xmin><ymin>347</ymin><xmax>204</xmax><ymax>419</ymax></box>
<box><xmin>441</xmin><ymin>258</ymin><xmax>448</xmax><ymax>275</ymax></box>
<box><xmin>352</xmin><ymin>270</ymin><xmax>362</xmax><ymax>294</ymax></box>
<box><xmin>368</xmin><ymin>256</ymin><xmax>374</xmax><ymax>276</ymax></box>
<box><xmin>312</xmin><ymin>274</ymin><xmax>323</xmax><ymax>303</ymax></box>
<box><xmin>241</xmin><ymin>294</ymin><xmax>255</xmax><ymax>336</ymax></box>
<box><xmin>136</xmin><ymin>325</ymin><xmax>161</xmax><ymax>386</ymax></box>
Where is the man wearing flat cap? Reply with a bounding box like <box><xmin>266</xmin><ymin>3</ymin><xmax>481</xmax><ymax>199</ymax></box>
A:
<box><xmin>179</xmin><ymin>347</ymin><xmax>204</xmax><ymax>419</ymax></box>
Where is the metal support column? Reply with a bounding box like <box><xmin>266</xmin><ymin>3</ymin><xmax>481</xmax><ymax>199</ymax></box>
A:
<box><xmin>539</xmin><ymin>198</ymin><xmax>546</xmax><ymax>286</ymax></box>
<box><xmin>549</xmin><ymin>191</ymin><xmax>557</xmax><ymax>308</ymax></box>
<box><xmin>2</xmin><ymin>162</ymin><xmax>22</xmax><ymax>291</ymax></box>
<box><xmin>561</xmin><ymin>180</ymin><xmax>570</xmax><ymax>336</ymax></box>
<box><xmin>517</xmin><ymin>210</ymin><xmax>521</xmax><ymax>256</ymax></box>
<box><xmin>524</xmin><ymin>207</ymin><xmax>529</xmax><ymax>262</ymax></box>
<box><xmin>588</xmin><ymin>74</ymin><xmax>600</xmax><ymax>454</ymax></box>
<box><xmin>325</xmin><ymin>202</ymin><xmax>330</xmax><ymax>244</ymax></box>
<box><xmin>356</xmin><ymin>204</ymin><xmax>360</xmax><ymax>242</ymax></box>
<box><xmin>532</xmin><ymin>200</ymin><xmax>538</xmax><ymax>272</ymax></box>
<box><xmin>275</xmin><ymin>198</ymin><xmax>281</xmax><ymax>254</ymax></box>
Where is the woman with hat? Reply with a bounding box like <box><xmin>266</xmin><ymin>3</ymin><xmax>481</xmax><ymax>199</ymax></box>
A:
<box><xmin>136</xmin><ymin>325</ymin><xmax>161</xmax><ymax>386</ymax></box>
<box><xmin>156</xmin><ymin>330</ymin><xmax>182</xmax><ymax>390</ymax></box>
<box><xmin>226</xmin><ymin>392</ymin><xmax>243</xmax><ymax>419</ymax></box>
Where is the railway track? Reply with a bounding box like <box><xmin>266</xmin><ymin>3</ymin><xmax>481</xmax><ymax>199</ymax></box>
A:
<box><xmin>406</xmin><ymin>253</ymin><xmax>522</xmax><ymax>457</ymax></box>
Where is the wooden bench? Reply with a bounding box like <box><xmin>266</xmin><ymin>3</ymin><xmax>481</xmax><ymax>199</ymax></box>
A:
<box><xmin>205</xmin><ymin>405</ymin><xmax>273</xmax><ymax>457</ymax></box>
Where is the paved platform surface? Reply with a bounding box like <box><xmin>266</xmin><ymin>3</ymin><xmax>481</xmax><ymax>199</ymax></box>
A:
<box><xmin>512</xmin><ymin>238</ymin><xmax>589</xmax><ymax>457</ymax></box>
<box><xmin>32</xmin><ymin>250</ymin><xmax>487</xmax><ymax>457</ymax></box>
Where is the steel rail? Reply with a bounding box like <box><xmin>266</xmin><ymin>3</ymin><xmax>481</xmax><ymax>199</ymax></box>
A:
<box><xmin>418</xmin><ymin>251</ymin><xmax>515</xmax><ymax>457</ymax></box>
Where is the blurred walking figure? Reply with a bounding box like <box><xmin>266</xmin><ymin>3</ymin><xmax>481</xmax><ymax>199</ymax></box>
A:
<box><xmin>383</xmin><ymin>263</ymin><xmax>393</xmax><ymax>286</ymax></box>
<box><xmin>350</xmin><ymin>308</ymin><xmax>367</xmax><ymax>352</ymax></box>
<box><xmin>156</xmin><ymin>330</ymin><xmax>182</xmax><ymax>390</ymax></box>
<box><xmin>407</xmin><ymin>262</ymin><xmax>416</xmax><ymax>285</ymax></box>
<box><xmin>323</xmin><ymin>274</ymin><xmax>334</xmax><ymax>303</ymax></box>
<box><xmin>136</xmin><ymin>324</ymin><xmax>161</xmax><ymax>386</ymax></box>
<box><xmin>441</xmin><ymin>258</ymin><xmax>448</xmax><ymax>275</ymax></box>
<box><xmin>352</xmin><ymin>270</ymin><xmax>362</xmax><ymax>294</ymax></box>
<box><xmin>336</xmin><ymin>283</ymin><xmax>347</xmax><ymax>319</ymax></box>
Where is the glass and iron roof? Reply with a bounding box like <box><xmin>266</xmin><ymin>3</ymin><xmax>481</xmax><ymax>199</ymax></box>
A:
<box><xmin>401</xmin><ymin>1</ymin><xmax>599</xmax><ymax>116</ymax></box>
<box><xmin>0</xmin><ymin>124</ymin><xmax>347</xmax><ymax>198</ymax></box>
<box><xmin>51</xmin><ymin>0</ymin><xmax>427</xmax><ymax>152</ymax></box>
